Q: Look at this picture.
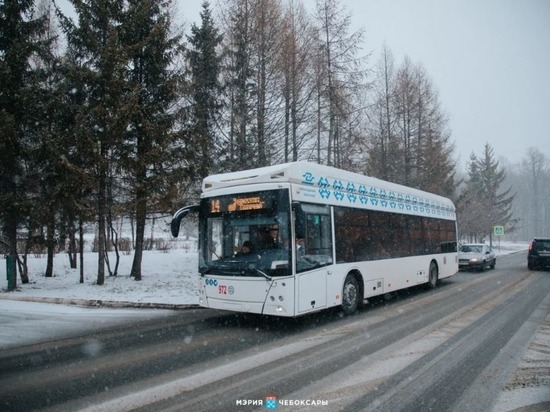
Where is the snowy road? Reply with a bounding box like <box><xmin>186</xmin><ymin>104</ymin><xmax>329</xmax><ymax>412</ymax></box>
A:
<box><xmin>1</xmin><ymin>251</ymin><xmax>549</xmax><ymax>411</ymax></box>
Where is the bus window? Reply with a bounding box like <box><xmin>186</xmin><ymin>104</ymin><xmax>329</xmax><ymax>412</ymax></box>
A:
<box><xmin>305</xmin><ymin>214</ymin><xmax>332</xmax><ymax>255</ymax></box>
<box><xmin>206</xmin><ymin>217</ymin><xmax>224</xmax><ymax>261</ymax></box>
<box><xmin>199</xmin><ymin>189</ymin><xmax>291</xmax><ymax>277</ymax></box>
<box><xmin>295</xmin><ymin>204</ymin><xmax>333</xmax><ymax>273</ymax></box>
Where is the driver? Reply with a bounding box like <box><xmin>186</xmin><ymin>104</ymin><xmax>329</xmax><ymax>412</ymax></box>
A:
<box><xmin>236</xmin><ymin>241</ymin><xmax>254</xmax><ymax>256</ymax></box>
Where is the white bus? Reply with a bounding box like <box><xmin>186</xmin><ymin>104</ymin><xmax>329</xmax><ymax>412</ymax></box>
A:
<box><xmin>171</xmin><ymin>161</ymin><xmax>458</xmax><ymax>317</ymax></box>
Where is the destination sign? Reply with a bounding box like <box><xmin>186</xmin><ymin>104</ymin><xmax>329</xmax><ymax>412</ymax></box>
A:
<box><xmin>228</xmin><ymin>196</ymin><xmax>264</xmax><ymax>212</ymax></box>
<box><xmin>208</xmin><ymin>193</ymin><xmax>273</xmax><ymax>214</ymax></box>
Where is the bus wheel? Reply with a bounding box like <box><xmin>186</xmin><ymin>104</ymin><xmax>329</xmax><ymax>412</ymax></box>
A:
<box><xmin>427</xmin><ymin>261</ymin><xmax>439</xmax><ymax>289</ymax></box>
<box><xmin>342</xmin><ymin>275</ymin><xmax>360</xmax><ymax>315</ymax></box>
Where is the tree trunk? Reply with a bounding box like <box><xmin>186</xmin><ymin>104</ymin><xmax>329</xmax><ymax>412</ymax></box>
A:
<box><xmin>45</xmin><ymin>212</ymin><xmax>55</xmax><ymax>277</ymax></box>
<box><xmin>97</xmin><ymin>166</ymin><xmax>106</xmax><ymax>286</ymax></box>
<box><xmin>68</xmin><ymin>225</ymin><xmax>77</xmax><ymax>269</ymax></box>
<box><xmin>284</xmin><ymin>91</ymin><xmax>290</xmax><ymax>162</ymax></box>
<box><xmin>108</xmin><ymin>222</ymin><xmax>119</xmax><ymax>276</ymax></box>
<box><xmin>79</xmin><ymin>218</ymin><xmax>84</xmax><ymax>284</ymax></box>
<box><xmin>6</xmin><ymin>218</ymin><xmax>21</xmax><ymax>286</ymax></box>
<box><xmin>16</xmin><ymin>253</ymin><xmax>29</xmax><ymax>285</ymax></box>
<box><xmin>130</xmin><ymin>194</ymin><xmax>146</xmax><ymax>281</ymax></box>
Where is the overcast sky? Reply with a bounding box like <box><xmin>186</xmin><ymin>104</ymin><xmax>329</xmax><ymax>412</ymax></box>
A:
<box><xmin>350</xmin><ymin>0</ymin><xmax>550</xmax><ymax>169</ymax></box>
<box><xmin>57</xmin><ymin>0</ymin><xmax>550</xmax><ymax>169</ymax></box>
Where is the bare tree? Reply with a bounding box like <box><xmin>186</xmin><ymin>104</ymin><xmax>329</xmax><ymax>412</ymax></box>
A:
<box><xmin>520</xmin><ymin>148</ymin><xmax>549</xmax><ymax>238</ymax></box>
<box><xmin>367</xmin><ymin>45</ymin><xmax>399</xmax><ymax>181</ymax></box>
<box><xmin>413</xmin><ymin>66</ymin><xmax>456</xmax><ymax>197</ymax></box>
<box><xmin>279</xmin><ymin>0</ymin><xmax>317</xmax><ymax>162</ymax></box>
<box><xmin>368</xmin><ymin>53</ymin><xmax>456</xmax><ymax>197</ymax></box>
<box><xmin>393</xmin><ymin>57</ymin><xmax>419</xmax><ymax>185</ymax></box>
<box><xmin>219</xmin><ymin>0</ymin><xmax>256</xmax><ymax>170</ymax></box>
<box><xmin>314</xmin><ymin>0</ymin><xmax>366</xmax><ymax>166</ymax></box>
<box><xmin>250</xmin><ymin>0</ymin><xmax>284</xmax><ymax>166</ymax></box>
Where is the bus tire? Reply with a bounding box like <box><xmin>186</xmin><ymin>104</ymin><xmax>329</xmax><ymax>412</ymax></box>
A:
<box><xmin>427</xmin><ymin>261</ymin><xmax>439</xmax><ymax>289</ymax></box>
<box><xmin>342</xmin><ymin>274</ymin><xmax>360</xmax><ymax>315</ymax></box>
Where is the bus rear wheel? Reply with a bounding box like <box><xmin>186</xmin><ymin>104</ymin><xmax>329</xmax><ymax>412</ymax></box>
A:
<box><xmin>342</xmin><ymin>275</ymin><xmax>360</xmax><ymax>315</ymax></box>
<box><xmin>427</xmin><ymin>261</ymin><xmax>439</xmax><ymax>289</ymax></box>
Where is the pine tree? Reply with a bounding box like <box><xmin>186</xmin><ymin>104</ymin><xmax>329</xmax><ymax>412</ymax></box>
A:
<box><xmin>58</xmin><ymin>0</ymin><xmax>127</xmax><ymax>285</ymax></box>
<box><xmin>0</xmin><ymin>0</ymin><xmax>51</xmax><ymax>286</ymax></box>
<box><xmin>30</xmin><ymin>0</ymin><xmax>65</xmax><ymax>279</ymax></box>
<box><xmin>457</xmin><ymin>153</ymin><xmax>486</xmax><ymax>241</ymax></box>
<box><xmin>459</xmin><ymin>145</ymin><xmax>516</xmax><ymax>244</ymax></box>
<box><xmin>121</xmin><ymin>0</ymin><xmax>185</xmax><ymax>281</ymax></box>
<box><xmin>186</xmin><ymin>0</ymin><xmax>223</xmax><ymax>180</ymax></box>
<box><xmin>477</xmin><ymin>143</ymin><xmax>516</xmax><ymax>245</ymax></box>
<box><xmin>57</xmin><ymin>46</ymin><xmax>97</xmax><ymax>283</ymax></box>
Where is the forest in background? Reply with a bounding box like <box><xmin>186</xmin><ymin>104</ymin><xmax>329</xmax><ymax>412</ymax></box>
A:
<box><xmin>1</xmin><ymin>0</ymin><xmax>548</xmax><ymax>287</ymax></box>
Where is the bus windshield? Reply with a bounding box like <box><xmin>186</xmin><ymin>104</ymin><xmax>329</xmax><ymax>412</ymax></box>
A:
<box><xmin>199</xmin><ymin>189</ymin><xmax>291</xmax><ymax>278</ymax></box>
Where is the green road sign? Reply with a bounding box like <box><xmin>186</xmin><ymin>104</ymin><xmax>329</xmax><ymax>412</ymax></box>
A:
<box><xmin>494</xmin><ymin>225</ymin><xmax>504</xmax><ymax>236</ymax></box>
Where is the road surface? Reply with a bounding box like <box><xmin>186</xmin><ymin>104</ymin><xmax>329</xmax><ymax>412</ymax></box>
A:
<box><xmin>0</xmin><ymin>251</ymin><xmax>549</xmax><ymax>411</ymax></box>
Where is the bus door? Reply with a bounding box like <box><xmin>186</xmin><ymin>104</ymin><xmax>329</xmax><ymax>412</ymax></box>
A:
<box><xmin>294</xmin><ymin>204</ymin><xmax>333</xmax><ymax>313</ymax></box>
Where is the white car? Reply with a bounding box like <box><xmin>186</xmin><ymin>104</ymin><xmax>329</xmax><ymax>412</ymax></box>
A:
<box><xmin>458</xmin><ymin>243</ymin><xmax>496</xmax><ymax>271</ymax></box>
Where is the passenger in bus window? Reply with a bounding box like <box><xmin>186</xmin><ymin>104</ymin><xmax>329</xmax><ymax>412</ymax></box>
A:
<box><xmin>296</xmin><ymin>237</ymin><xmax>305</xmax><ymax>257</ymax></box>
<box><xmin>236</xmin><ymin>241</ymin><xmax>254</xmax><ymax>256</ymax></box>
<box><xmin>257</xmin><ymin>227</ymin><xmax>276</xmax><ymax>249</ymax></box>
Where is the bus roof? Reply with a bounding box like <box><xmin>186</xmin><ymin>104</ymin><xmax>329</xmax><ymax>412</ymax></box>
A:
<box><xmin>202</xmin><ymin>161</ymin><xmax>456</xmax><ymax>219</ymax></box>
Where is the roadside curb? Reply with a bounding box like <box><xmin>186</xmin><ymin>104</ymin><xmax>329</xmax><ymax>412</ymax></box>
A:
<box><xmin>0</xmin><ymin>294</ymin><xmax>199</xmax><ymax>310</ymax></box>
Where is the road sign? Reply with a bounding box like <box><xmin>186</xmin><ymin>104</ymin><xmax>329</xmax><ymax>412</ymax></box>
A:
<box><xmin>494</xmin><ymin>225</ymin><xmax>504</xmax><ymax>236</ymax></box>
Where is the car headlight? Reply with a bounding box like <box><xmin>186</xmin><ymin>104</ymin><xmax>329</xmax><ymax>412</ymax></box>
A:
<box><xmin>470</xmin><ymin>258</ymin><xmax>479</xmax><ymax>263</ymax></box>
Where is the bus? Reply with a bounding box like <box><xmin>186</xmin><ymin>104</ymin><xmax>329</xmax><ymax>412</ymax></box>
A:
<box><xmin>171</xmin><ymin>161</ymin><xmax>458</xmax><ymax>317</ymax></box>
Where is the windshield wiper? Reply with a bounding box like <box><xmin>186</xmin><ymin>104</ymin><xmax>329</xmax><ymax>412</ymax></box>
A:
<box><xmin>254</xmin><ymin>267</ymin><xmax>272</xmax><ymax>281</ymax></box>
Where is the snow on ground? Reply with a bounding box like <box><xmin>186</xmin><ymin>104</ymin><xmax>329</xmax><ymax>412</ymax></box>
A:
<box><xmin>0</xmin><ymin>299</ymin><xmax>176</xmax><ymax>350</ymax></box>
<box><xmin>0</xmin><ymin>246</ymin><xmax>199</xmax><ymax>307</ymax></box>
<box><xmin>0</xmin><ymin>243</ymin><xmax>200</xmax><ymax>349</ymax></box>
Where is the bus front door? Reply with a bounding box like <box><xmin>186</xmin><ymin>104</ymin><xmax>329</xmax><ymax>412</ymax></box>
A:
<box><xmin>298</xmin><ymin>267</ymin><xmax>327</xmax><ymax>313</ymax></box>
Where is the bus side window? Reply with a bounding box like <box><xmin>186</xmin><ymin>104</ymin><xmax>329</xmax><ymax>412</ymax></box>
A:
<box><xmin>293</xmin><ymin>203</ymin><xmax>333</xmax><ymax>267</ymax></box>
<box><xmin>306</xmin><ymin>214</ymin><xmax>332</xmax><ymax>256</ymax></box>
<box><xmin>294</xmin><ymin>205</ymin><xmax>306</xmax><ymax>240</ymax></box>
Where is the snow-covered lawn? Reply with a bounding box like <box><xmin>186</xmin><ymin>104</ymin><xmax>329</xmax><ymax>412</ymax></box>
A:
<box><xmin>0</xmin><ymin>248</ymin><xmax>199</xmax><ymax>306</ymax></box>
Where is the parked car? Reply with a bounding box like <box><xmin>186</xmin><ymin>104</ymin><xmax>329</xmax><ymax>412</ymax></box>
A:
<box><xmin>458</xmin><ymin>243</ymin><xmax>496</xmax><ymax>271</ymax></box>
<box><xmin>527</xmin><ymin>237</ymin><xmax>550</xmax><ymax>270</ymax></box>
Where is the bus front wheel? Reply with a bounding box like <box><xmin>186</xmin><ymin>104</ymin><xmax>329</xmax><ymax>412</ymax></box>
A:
<box><xmin>342</xmin><ymin>275</ymin><xmax>360</xmax><ymax>315</ymax></box>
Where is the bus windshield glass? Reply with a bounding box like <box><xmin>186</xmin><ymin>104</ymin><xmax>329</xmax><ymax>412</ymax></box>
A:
<box><xmin>199</xmin><ymin>189</ymin><xmax>291</xmax><ymax>278</ymax></box>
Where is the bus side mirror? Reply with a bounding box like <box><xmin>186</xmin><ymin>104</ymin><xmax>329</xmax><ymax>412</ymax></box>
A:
<box><xmin>171</xmin><ymin>205</ymin><xmax>199</xmax><ymax>237</ymax></box>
